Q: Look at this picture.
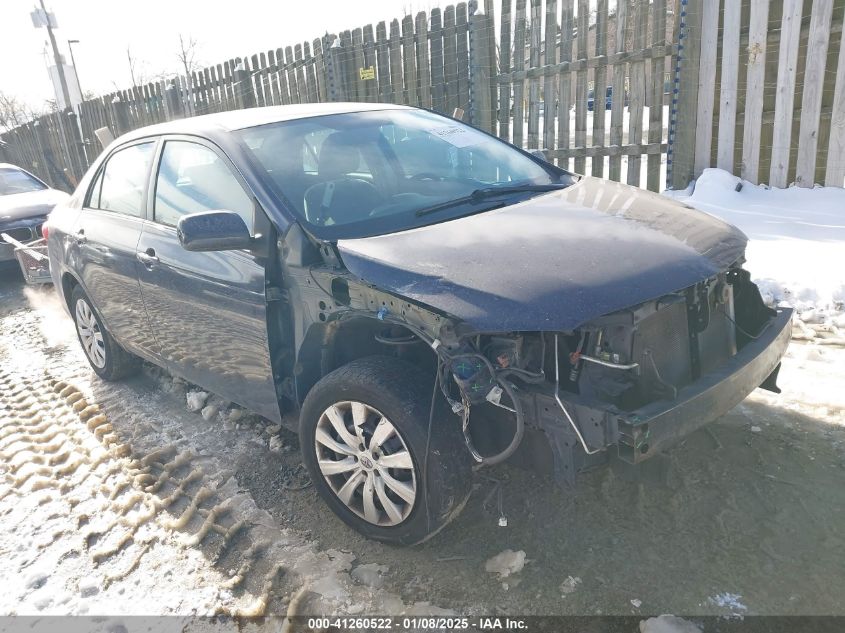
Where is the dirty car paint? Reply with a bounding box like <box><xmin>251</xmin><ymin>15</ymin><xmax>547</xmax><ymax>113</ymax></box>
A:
<box><xmin>337</xmin><ymin>177</ymin><xmax>748</xmax><ymax>333</ymax></box>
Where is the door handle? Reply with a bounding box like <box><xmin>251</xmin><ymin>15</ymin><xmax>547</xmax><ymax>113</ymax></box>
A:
<box><xmin>75</xmin><ymin>229</ymin><xmax>86</xmax><ymax>245</ymax></box>
<box><xmin>137</xmin><ymin>248</ymin><xmax>159</xmax><ymax>266</ymax></box>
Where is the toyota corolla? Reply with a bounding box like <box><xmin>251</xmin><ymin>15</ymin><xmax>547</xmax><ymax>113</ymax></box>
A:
<box><xmin>46</xmin><ymin>103</ymin><xmax>791</xmax><ymax>544</ymax></box>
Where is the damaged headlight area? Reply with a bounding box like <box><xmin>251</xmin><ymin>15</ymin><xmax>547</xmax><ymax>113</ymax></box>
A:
<box><xmin>433</xmin><ymin>266</ymin><xmax>788</xmax><ymax>483</ymax></box>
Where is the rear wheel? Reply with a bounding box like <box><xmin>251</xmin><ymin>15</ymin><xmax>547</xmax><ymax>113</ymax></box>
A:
<box><xmin>70</xmin><ymin>285</ymin><xmax>139</xmax><ymax>381</ymax></box>
<box><xmin>300</xmin><ymin>356</ymin><xmax>472</xmax><ymax>545</ymax></box>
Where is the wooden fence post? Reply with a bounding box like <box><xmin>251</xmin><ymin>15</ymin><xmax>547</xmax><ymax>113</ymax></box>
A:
<box><xmin>670</xmin><ymin>0</ymin><xmax>703</xmax><ymax>190</ymax></box>
<box><xmin>65</xmin><ymin>110</ymin><xmax>88</xmax><ymax>180</ymax></box>
<box><xmin>468</xmin><ymin>2</ymin><xmax>494</xmax><ymax>133</ymax></box>
<box><xmin>325</xmin><ymin>35</ymin><xmax>346</xmax><ymax>101</ymax></box>
<box><xmin>234</xmin><ymin>60</ymin><xmax>256</xmax><ymax>109</ymax></box>
<box><xmin>34</xmin><ymin>118</ymin><xmax>70</xmax><ymax>191</ymax></box>
<box><xmin>112</xmin><ymin>95</ymin><xmax>131</xmax><ymax>136</ymax></box>
<box><xmin>165</xmin><ymin>79</ymin><xmax>184</xmax><ymax>121</ymax></box>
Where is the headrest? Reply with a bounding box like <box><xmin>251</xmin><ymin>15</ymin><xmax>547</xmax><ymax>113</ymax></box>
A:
<box><xmin>318</xmin><ymin>132</ymin><xmax>361</xmax><ymax>180</ymax></box>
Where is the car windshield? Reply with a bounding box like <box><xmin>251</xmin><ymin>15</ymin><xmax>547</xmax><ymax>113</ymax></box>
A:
<box><xmin>237</xmin><ymin>109</ymin><xmax>574</xmax><ymax>239</ymax></box>
<box><xmin>0</xmin><ymin>167</ymin><xmax>48</xmax><ymax>196</ymax></box>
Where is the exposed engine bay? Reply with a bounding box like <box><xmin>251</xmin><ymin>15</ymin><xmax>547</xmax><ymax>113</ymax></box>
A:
<box><xmin>414</xmin><ymin>265</ymin><xmax>784</xmax><ymax>483</ymax></box>
<box><xmin>289</xmin><ymin>251</ymin><xmax>789</xmax><ymax>487</ymax></box>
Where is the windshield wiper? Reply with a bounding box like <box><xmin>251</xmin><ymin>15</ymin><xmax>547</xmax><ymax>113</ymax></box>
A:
<box><xmin>414</xmin><ymin>183</ymin><xmax>568</xmax><ymax>217</ymax></box>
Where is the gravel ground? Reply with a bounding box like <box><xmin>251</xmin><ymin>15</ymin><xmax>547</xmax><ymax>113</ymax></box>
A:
<box><xmin>2</xmin><ymin>267</ymin><xmax>844</xmax><ymax>621</ymax></box>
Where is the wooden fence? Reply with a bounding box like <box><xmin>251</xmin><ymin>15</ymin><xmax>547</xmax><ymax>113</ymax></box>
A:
<box><xmin>672</xmin><ymin>0</ymin><xmax>845</xmax><ymax>189</ymax></box>
<box><xmin>496</xmin><ymin>0</ymin><xmax>676</xmax><ymax>191</ymax></box>
<box><xmin>2</xmin><ymin>0</ymin><xmax>844</xmax><ymax>195</ymax></box>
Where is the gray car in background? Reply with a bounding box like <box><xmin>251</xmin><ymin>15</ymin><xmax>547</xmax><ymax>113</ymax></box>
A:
<box><xmin>0</xmin><ymin>163</ymin><xmax>69</xmax><ymax>264</ymax></box>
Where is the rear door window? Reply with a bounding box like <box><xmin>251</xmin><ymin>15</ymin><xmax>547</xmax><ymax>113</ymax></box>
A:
<box><xmin>94</xmin><ymin>142</ymin><xmax>155</xmax><ymax>217</ymax></box>
<box><xmin>153</xmin><ymin>140</ymin><xmax>254</xmax><ymax>232</ymax></box>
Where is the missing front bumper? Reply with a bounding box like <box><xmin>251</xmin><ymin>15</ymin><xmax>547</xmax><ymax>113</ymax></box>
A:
<box><xmin>614</xmin><ymin>307</ymin><xmax>793</xmax><ymax>464</ymax></box>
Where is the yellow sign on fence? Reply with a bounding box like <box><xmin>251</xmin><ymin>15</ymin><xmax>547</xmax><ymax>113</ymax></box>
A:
<box><xmin>359</xmin><ymin>66</ymin><xmax>375</xmax><ymax>81</ymax></box>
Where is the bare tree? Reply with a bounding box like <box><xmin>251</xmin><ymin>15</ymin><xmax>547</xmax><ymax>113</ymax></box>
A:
<box><xmin>0</xmin><ymin>92</ymin><xmax>40</xmax><ymax>131</ymax></box>
<box><xmin>127</xmin><ymin>47</ymin><xmax>140</xmax><ymax>89</ymax></box>
<box><xmin>176</xmin><ymin>34</ymin><xmax>202</xmax><ymax>77</ymax></box>
<box><xmin>176</xmin><ymin>35</ymin><xmax>202</xmax><ymax>115</ymax></box>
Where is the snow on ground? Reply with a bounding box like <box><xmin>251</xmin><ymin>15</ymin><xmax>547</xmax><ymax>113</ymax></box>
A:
<box><xmin>666</xmin><ymin>168</ymin><xmax>845</xmax><ymax>344</ymax></box>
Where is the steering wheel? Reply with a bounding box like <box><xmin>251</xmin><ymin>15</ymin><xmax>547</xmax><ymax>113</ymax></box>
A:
<box><xmin>303</xmin><ymin>177</ymin><xmax>382</xmax><ymax>225</ymax></box>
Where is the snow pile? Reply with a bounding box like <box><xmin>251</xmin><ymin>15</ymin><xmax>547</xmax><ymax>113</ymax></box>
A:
<box><xmin>484</xmin><ymin>549</ymin><xmax>526</xmax><ymax>578</ymax></box>
<box><xmin>667</xmin><ymin>169</ymin><xmax>845</xmax><ymax>342</ymax></box>
<box><xmin>707</xmin><ymin>591</ymin><xmax>748</xmax><ymax>613</ymax></box>
<box><xmin>185</xmin><ymin>390</ymin><xmax>209</xmax><ymax>412</ymax></box>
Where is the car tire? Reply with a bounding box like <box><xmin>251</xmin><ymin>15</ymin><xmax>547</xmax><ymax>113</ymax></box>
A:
<box><xmin>300</xmin><ymin>356</ymin><xmax>472</xmax><ymax>545</ymax></box>
<box><xmin>70</xmin><ymin>284</ymin><xmax>140</xmax><ymax>381</ymax></box>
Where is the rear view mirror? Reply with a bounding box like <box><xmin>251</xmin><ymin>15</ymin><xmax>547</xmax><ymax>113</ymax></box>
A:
<box><xmin>177</xmin><ymin>210</ymin><xmax>251</xmax><ymax>252</ymax></box>
<box><xmin>529</xmin><ymin>149</ymin><xmax>549</xmax><ymax>163</ymax></box>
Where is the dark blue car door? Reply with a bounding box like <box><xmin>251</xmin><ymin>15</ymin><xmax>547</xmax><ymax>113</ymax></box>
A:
<box><xmin>73</xmin><ymin>139</ymin><xmax>162</xmax><ymax>362</ymax></box>
<box><xmin>136</xmin><ymin>137</ymin><xmax>281</xmax><ymax>423</ymax></box>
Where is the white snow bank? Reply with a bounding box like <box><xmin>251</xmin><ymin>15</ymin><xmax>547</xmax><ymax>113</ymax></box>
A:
<box><xmin>484</xmin><ymin>549</ymin><xmax>526</xmax><ymax>578</ymax></box>
<box><xmin>666</xmin><ymin>169</ymin><xmax>845</xmax><ymax>336</ymax></box>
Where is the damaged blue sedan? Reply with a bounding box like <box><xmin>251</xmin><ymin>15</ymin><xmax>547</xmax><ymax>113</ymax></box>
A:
<box><xmin>45</xmin><ymin>103</ymin><xmax>791</xmax><ymax>544</ymax></box>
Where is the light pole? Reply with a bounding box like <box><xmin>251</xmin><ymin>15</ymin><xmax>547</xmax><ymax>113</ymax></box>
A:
<box><xmin>67</xmin><ymin>39</ymin><xmax>83</xmax><ymax>101</ymax></box>
<box><xmin>37</xmin><ymin>0</ymin><xmax>71</xmax><ymax>110</ymax></box>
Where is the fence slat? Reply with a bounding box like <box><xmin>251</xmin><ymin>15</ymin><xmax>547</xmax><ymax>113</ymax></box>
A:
<box><xmin>825</xmin><ymin>22</ymin><xmax>845</xmax><ymax>186</ymax></box>
<box><xmin>376</xmin><ymin>23</ymin><xmax>393</xmax><ymax>103</ymax></box>
<box><xmin>557</xmin><ymin>0</ymin><xmax>574</xmax><ymax>169</ymax></box>
<box><xmin>526</xmin><ymin>0</ymin><xmax>542</xmax><ymax>149</ymax></box>
<box><xmin>430</xmin><ymin>11</ymin><xmax>447</xmax><ymax>113</ymax></box>
<box><xmin>626</xmin><ymin>0</ymin><xmax>648</xmax><ymax>185</ymax></box>
<box><xmin>512</xmin><ymin>0</ymin><xmax>527</xmax><ymax>145</ymax></box>
<box><xmin>456</xmin><ymin>3</ymin><xmax>470</xmax><ymax>112</ymax></box>
<box><xmin>390</xmin><ymin>19</ymin><xmax>405</xmax><ymax>104</ymax></box>
<box><xmin>361</xmin><ymin>27</ymin><xmax>376</xmax><ymax>102</ymax></box>
<box><xmin>402</xmin><ymin>16</ymin><xmax>419</xmax><ymax>105</ymax></box>
<box><xmin>294</xmin><ymin>44</ymin><xmax>308</xmax><ymax>103</ymax></box>
<box><xmin>415</xmin><ymin>13</ymin><xmax>432</xmax><ymax>108</ymax></box>
<box><xmin>352</xmin><ymin>29</ymin><xmax>367</xmax><ymax>102</ymax></box>
<box><xmin>646</xmin><ymin>0</ymin><xmax>666</xmax><ymax>191</ymax></box>
<box><xmin>795</xmin><ymin>0</ymin><xmax>834</xmax><ymax>187</ymax></box>
<box><xmin>769</xmin><ymin>0</ymin><xmax>804</xmax><ymax>188</ymax></box>
<box><xmin>692</xmin><ymin>0</ymin><xmax>718</xmax><ymax>177</ymax></box>
<box><xmin>497</xmin><ymin>0</ymin><xmax>512</xmax><ymax>141</ymax></box>
<box><xmin>591</xmin><ymin>0</ymin><xmax>608</xmax><ymax>177</ymax></box>
<box><xmin>305</xmin><ymin>42</ymin><xmax>319</xmax><ymax>103</ymax></box>
<box><xmin>574</xmin><ymin>0</ymin><xmax>589</xmax><ymax>173</ymax></box>
<box><xmin>740</xmin><ymin>0</ymin><xmax>769</xmax><ymax>183</ymax></box>
<box><xmin>716</xmin><ymin>0</ymin><xmax>740</xmax><ymax>172</ymax></box>
<box><xmin>542</xmin><ymin>0</ymin><xmax>558</xmax><ymax>152</ymax></box>
<box><xmin>608</xmin><ymin>0</ymin><xmax>628</xmax><ymax>181</ymax></box>
<box><xmin>271</xmin><ymin>51</ymin><xmax>287</xmax><ymax>105</ymax></box>
<box><xmin>284</xmin><ymin>46</ymin><xmax>299</xmax><ymax>103</ymax></box>
<box><xmin>314</xmin><ymin>38</ymin><xmax>327</xmax><ymax>103</ymax></box>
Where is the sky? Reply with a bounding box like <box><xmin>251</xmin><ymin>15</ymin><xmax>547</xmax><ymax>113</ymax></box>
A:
<box><xmin>1</xmin><ymin>0</ymin><xmax>448</xmax><ymax>109</ymax></box>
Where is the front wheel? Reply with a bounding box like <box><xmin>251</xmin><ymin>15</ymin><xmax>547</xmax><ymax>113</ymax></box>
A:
<box><xmin>70</xmin><ymin>284</ymin><xmax>139</xmax><ymax>381</ymax></box>
<box><xmin>300</xmin><ymin>356</ymin><xmax>472</xmax><ymax>545</ymax></box>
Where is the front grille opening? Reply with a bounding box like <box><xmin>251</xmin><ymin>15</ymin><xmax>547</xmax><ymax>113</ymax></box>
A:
<box><xmin>3</xmin><ymin>227</ymin><xmax>33</xmax><ymax>242</ymax></box>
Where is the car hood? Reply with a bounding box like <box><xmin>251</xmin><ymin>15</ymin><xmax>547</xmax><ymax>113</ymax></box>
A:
<box><xmin>337</xmin><ymin>177</ymin><xmax>748</xmax><ymax>333</ymax></box>
<box><xmin>0</xmin><ymin>188</ymin><xmax>69</xmax><ymax>223</ymax></box>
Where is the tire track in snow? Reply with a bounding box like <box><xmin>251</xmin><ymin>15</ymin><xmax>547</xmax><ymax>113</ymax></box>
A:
<box><xmin>1</xmin><ymin>290</ymin><xmax>453</xmax><ymax>618</ymax></box>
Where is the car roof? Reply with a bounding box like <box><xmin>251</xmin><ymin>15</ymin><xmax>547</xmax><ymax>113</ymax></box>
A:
<box><xmin>115</xmin><ymin>102</ymin><xmax>412</xmax><ymax>145</ymax></box>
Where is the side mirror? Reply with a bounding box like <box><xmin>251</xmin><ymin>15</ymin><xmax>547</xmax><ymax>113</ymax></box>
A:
<box><xmin>529</xmin><ymin>149</ymin><xmax>549</xmax><ymax>163</ymax></box>
<box><xmin>177</xmin><ymin>210</ymin><xmax>251</xmax><ymax>252</ymax></box>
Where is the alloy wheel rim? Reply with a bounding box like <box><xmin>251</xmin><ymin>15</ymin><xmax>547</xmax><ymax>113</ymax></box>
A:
<box><xmin>315</xmin><ymin>401</ymin><xmax>417</xmax><ymax>526</ymax></box>
<box><xmin>75</xmin><ymin>299</ymin><xmax>106</xmax><ymax>368</ymax></box>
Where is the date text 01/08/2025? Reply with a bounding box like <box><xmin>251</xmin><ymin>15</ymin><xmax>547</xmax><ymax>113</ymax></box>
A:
<box><xmin>305</xmin><ymin>617</ymin><xmax>528</xmax><ymax>630</ymax></box>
